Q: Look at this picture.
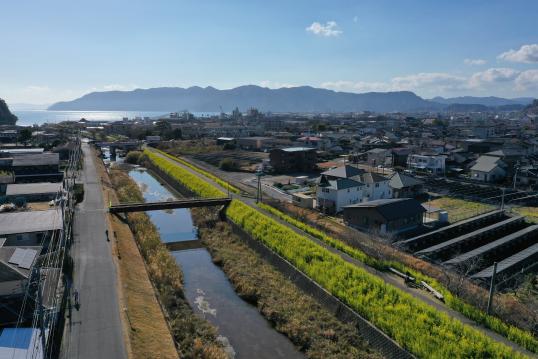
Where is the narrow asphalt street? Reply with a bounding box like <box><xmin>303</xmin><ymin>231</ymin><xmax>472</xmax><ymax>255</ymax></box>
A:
<box><xmin>61</xmin><ymin>143</ymin><xmax>127</xmax><ymax>359</ymax></box>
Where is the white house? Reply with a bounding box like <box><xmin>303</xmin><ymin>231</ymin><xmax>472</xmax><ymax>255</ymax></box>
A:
<box><xmin>358</xmin><ymin>172</ymin><xmax>392</xmax><ymax>202</ymax></box>
<box><xmin>317</xmin><ymin>177</ymin><xmax>364</xmax><ymax>213</ymax></box>
<box><xmin>407</xmin><ymin>154</ymin><xmax>446</xmax><ymax>174</ymax></box>
<box><xmin>470</xmin><ymin>156</ymin><xmax>507</xmax><ymax>182</ymax></box>
<box><xmin>316</xmin><ymin>165</ymin><xmax>392</xmax><ymax>213</ymax></box>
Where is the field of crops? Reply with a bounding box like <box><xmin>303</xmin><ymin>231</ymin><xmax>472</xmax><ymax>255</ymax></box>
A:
<box><xmin>144</xmin><ymin>148</ymin><xmax>534</xmax><ymax>358</ymax></box>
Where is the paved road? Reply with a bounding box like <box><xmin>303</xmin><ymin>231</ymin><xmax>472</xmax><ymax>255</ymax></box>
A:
<box><xmin>61</xmin><ymin>143</ymin><xmax>127</xmax><ymax>359</ymax></box>
<box><xmin>151</xmin><ymin>149</ymin><xmax>535</xmax><ymax>358</ymax></box>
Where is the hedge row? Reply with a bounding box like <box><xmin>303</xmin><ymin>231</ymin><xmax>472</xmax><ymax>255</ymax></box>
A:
<box><xmin>257</xmin><ymin>203</ymin><xmax>538</xmax><ymax>354</ymax></box>
<box><xmin>144</xmin><ymin>149</ymin><xmax>527</xmax><ymax>359</ymax></box>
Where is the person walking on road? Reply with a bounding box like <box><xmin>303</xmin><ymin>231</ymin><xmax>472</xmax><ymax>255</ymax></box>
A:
<box><xmin>73</xmin><ymin>289</ymin><xmax>80</xmax><ymax>310</ymax></box>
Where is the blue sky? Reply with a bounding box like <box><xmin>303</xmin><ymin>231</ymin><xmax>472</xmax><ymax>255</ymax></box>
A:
<box><xmin>1</xmin><ymin>0</ymin><xmax>538</xmax><ymax>104</ymax></box>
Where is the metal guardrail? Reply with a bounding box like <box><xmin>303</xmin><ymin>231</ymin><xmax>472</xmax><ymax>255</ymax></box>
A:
<box><xmin>109</xmin><ymin>197</ymin><xmax>231</xmax><ymax>213</ymax></box>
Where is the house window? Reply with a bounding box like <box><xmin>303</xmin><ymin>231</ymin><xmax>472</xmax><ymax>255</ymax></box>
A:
<box><xmin>375</xmin><ymin>183</ymin><xmax>379</xmax><ymax>188</ymax></box>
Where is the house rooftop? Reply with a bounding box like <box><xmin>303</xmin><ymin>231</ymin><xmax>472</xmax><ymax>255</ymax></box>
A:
<box><xmin>281</xmin><ymin>147</ymin><xmax>316</xmax><ymax>152</ymax></box>
<box><xmin>6</xmin><ymin>182</ymin><xmax>62</xmax><ymax>196</ymax></box>
<box><xmin>344</xmin><ymin>198</ymin><xmax>425</xmax><ymax>221</ymax></box>
<box><xmin>321</xmin><ymin>164</ymin><xmax>364</xmax><ymax>179</ymax></box>
<box><xmin>389</xmin><ymin>172</ymin><xmax>424</xmax><ymax>189</ymax></box>
<box><xmin>357</xmin><ymin>172</ymin><xmax>388</xmax><ymax>184</ymax></box>
<box><xmin>470</xmin><ymin>156</ymin><xmax>505</xmax><ymax>173</ymax></box>
<box><xmin>0</xmin><ymin>246</ymin><xmax>41</xmax><ymax>281</ymax></box>
<box><xmin>0</xmin><ymin>209</ymin><xmax>63</xmax><ymax>236</ymax></box>
<box><xmin>0</xmin><ymin>148</ymin><xmax>44</xmax><ymax>155</ymax></box>
<box><xmin>11</xmin><ymin>153</ymin><xmax>59</xmax><ymax>167</ymax></box>
<box><xmin>326</xmin><ymin>178</ymin><xmax>364</xmax><ymax>190</ymax></box>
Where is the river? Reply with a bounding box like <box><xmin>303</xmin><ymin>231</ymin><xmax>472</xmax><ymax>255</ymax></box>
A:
<box><xmin>126</xmin><ymin>167</ymin><xmax>303</xmax><ymax>359</ymax></box>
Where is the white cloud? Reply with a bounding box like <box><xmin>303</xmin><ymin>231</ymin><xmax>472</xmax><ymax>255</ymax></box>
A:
<box><xmin>391</xmin><ymin>72</ymin><xmax>467</xmax><ymax>91</ymax></box>
<box><xmin>306</xmin><ymin>21</ymin><xmax>342</xmax><ymax>37</ymax></box>
<box><xmin>25</xmin><ymin>85</ymin><xmax>52</xmax><ymax>92</ymax></box>
<box><xmin>320</xmin><ymin>67</ymin><xmax>538</xmax><ymax>96</ymax></box>
<box><xmin>95</xmin><ymin>84</ymin><xmax>138</xmax><ymax>92</ymax></box>
<box><xmin>515</xmin><ymin>69</ymin><xmax>538</xmax><ymax>91</ymax></box>
<box><xmin>498</xmin><ymin>44</ymin><xmax>538</xmax><ymax>63</ymax></box>
<box><xmin>464</xmin><ymin>58</ymin><xmax>486</xmax><ymax>66</ymax></box>
<box><xmin>259</xmin><ymin>80</ymin><xmax>296</xmax><ymax>89</ymax></box>
<box><xmin>322</xmin><ymin>80</ymin><xmax>391</xmax><ymax>92</ymax></box>
<box><xmin>322</xmin><ymin>73</ymin><xmax>467</xmax><ymax>95</ymax></box>
<box><xmin>469</xmin><ymin>67</ymin><xmax>520</xmax><ymax>88</ymax></box>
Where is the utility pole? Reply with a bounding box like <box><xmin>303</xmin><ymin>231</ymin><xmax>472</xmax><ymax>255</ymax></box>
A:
<box><xmin>256</xmin><ymin>171</ymin><xmax>263</xmax><ymax>203</ymax></box>
<box><xmin>513</xmin><ymin>165</ymin><xmax>519</xmax><ymax>190</ymax></box>
<box><xmin>36</xmin><ymin>269</ymin><xmax>47</xmax><ymax>356</ymax></box>
<box><xmin>486</xmin><ymin>261</ymin><xmax>498</xmax><ymax>315</ymax></box>
<box><xmin>500</xmin><ymin>188</ymin><xmax>505</xmax><ymax>210</ymax></box>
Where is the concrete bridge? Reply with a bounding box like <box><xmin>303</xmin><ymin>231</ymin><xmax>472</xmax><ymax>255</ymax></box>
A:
<box><xmin>109</xmin><ymin>197</ymin><xmax>232</xmax><ymax>214</ymax></box>
<box><xmin>95</xmin><ymin>141</ymin><xmax>142</xmax><ymax>156</ymax></box>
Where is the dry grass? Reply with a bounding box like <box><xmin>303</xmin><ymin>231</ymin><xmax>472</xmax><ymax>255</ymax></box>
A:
<box><xmin>426</xmin><ymin>197</ymin><xmax>495</xmax><ymax>223</ymax></box>
<box><xmin>95</xmin><ymin>149</ymin><xmax>178</xmax><ymax>359</ymax></box>
<box><xmin>512</xmin><ymin>207</ymin><xmax>538</xmax><ymax>223</ymax></box>
<box><xmin>109</xmin><ymin>169</ymin><xmax>228</xmax><ymax>359</ymax></box>
<box><xmin>27</xmin><ymin>201</ymin><xmax>54</xmax><ymax>211</ymax></box>
<box><xmin>192</xmin><ymin>207</ymin><xmax>383</xmax><ymax>359</ymax></box>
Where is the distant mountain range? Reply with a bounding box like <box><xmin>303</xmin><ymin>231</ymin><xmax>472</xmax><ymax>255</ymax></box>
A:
<box><xmin>0</xmin><ymin>98</ymin><xmax>18</xmax><ymax>125</ymax></box>
<box><xmin>429</xmin><ymin>96</ymin><xmax>534</xmax><ymax>107</ymax></box>
<box><xmin>48</xmin><ymin>85</ymin><xmax>536</xmax><ymax>113</ymax></box>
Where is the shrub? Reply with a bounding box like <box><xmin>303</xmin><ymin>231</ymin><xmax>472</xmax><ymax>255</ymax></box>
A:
<box><xmin>218</xmin><ymin>158</ymin><xmax>239</xmax><ymax>171</ymax></box>
<box><xmin>73</xmin><ymin>183</ymin><xmax>84</xmax><ymax>203</ymax></box>
<box><xmin>125</xmin><ymin>150</ymin><xmax>143</xmax><ymax>164</ymax></box>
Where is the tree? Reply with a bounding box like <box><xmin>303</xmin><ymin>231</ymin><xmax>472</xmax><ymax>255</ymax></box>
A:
<box><xmin>155</xmin><ymin>120</ymin><xmax>172</xmax><ymax>135</ymax></box>
<box><xmin>18</xmin><ymin>128</ymin><xmax>32</xmax><ymax>144</ymax></box>
<box><xmin>219</xmin><ymin>158</ymin><xmax>239</xmax><ymax>171</ymax></box>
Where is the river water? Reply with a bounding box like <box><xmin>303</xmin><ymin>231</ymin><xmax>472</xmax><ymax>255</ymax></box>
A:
<box><xmin>126</xmin><ymin>167</ymin><xmax>303</xmax><ymax>359</ymax></box>
<box><xmin>13</xmin><ymin>110</ymin><xmax>221</xmax><ymax>126</ymax></box>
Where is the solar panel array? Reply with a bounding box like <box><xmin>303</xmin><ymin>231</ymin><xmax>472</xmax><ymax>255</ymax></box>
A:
<box><xmin>8</xmin><ymin>248</ymin><xmax>26</xmax><ymax>265</ymax></box>
<box><xmin>7</xmin><ymin>248</ymin><xmax>38</xmax><ymax>269</ymax></box>
<box><xmin>19</xmin><ymin>249</ymin><xmax>38</xmax><ymax>270</ymax></box>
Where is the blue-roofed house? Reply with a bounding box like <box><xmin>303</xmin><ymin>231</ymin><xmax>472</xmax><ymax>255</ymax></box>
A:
<box><xmin>0</xmin><ymin>328</ymin><xmax>44</xmax><ymax>359</ymax></box>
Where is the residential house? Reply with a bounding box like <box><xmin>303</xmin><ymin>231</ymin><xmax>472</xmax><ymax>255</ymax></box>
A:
<box><xmin>407</xmin><ymin>154</ymin><xmax>446</xmax><ymax>175</ymax></box>
<box><xmin>269</xmin><ymin>147</ymin><xmax>317</xmax><ymax>173</ymax></box>
<box><xmin>367</xmin><ymin>148</ymin><xmax>391</xmax><ymax>167</ymax></box>
<box><xmin>358</xmin><ymin>172</ymin><xmax>392</xmax><ymax>202</ymax></box>
<box><xmin>4</xmin><ymin>182</ymin><xmax>62</xmax><ymax>202</ymax></box>
<box><xmin>316</xmin><ymin>165</ymin><xmax>392</xmax><ymax>213</ymax></box>
<box><xmin>389</xmin><ymin>172</ymin><xmax>424</xmax><ymax>198</ymax></box>
<box><xmin>470</xmin><ymin>156</ymin><xmax>507</xmax><ymax>182</ymax></box>
<box><xmin>6</xmin><ymin>153</ymin><xmax>62</xmax><ymax>183</ymax></box>
<box><xmin>0</xmin><ymin>209</ymin><xmax>63</xmax><ymax>247</ymax></box>
<box><xmin>343</xmin><ymin>198</ymin><xmax>426</xmax><ymax>235</ymax></box>
<box><xmin>391</xmin><ymin>148</ymin><xmax>410</xmax><ymax>167</ymax></box>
